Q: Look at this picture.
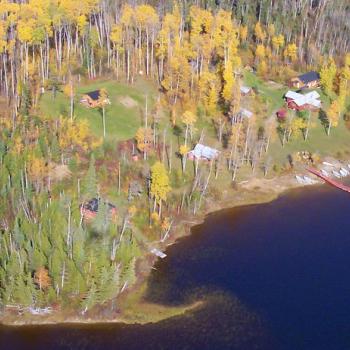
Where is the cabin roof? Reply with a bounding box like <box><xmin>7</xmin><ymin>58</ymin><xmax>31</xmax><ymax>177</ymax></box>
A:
<box><xmin>82</xmin><ymin>198</ymin><xmax>116</xmax><ymax>212</ymax></box>
<box><xmin>298</xmin><ymin>71</ymin><xmax>320</xmax><ymax>84</ymax></box>
<box><xmin>240</xmin><ymin>108</ymin><xmax>253</xmax><ymax>118</ymax></box>
<box><xmin>188</xmin><ymin>143</ymin><xmax>219</xmax><ymax>160</ymax></box>
<box><xmin>285</xmin><ymin>90</ymin><xmax>321</xmax><ymax>108</ymax></box>
<box><xmin>240</xmin><ymin>86</ymin><xmax>251</xmax><ymax>94</ymax></box>
<box><xmin>84</xmin><ymin>90</ymin><xmax>101</xmax><ymax>101</ymax></box>
<box><xmin>285</xmin><ymin>91</ymin><xmax>301</xmax><ymax>100</ymax></box>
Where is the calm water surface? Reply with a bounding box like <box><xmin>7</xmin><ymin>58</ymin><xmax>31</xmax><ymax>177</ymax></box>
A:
<box><xmin>1</xmin><ymin>186</ymin><xmax>350</xmax><ymax>350</ymax></box>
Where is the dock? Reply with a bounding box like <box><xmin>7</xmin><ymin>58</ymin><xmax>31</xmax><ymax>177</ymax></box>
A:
<box><xmin>307</xmin><ymin>167</ymin><xmax>350</xmax><ymax>193</ymax></box>
<box><xmin>150</xmin><ymin>248</ymin><xmax>167</xmax><ymax>259</ymax></box>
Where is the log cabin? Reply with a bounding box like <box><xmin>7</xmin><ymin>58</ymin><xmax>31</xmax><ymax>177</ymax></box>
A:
<box><xmin>290</xmin><ymin>71</ymin><xmax>320</xmax><ymax>89</ymax></box>
<box><xmin>80</xmin><ymin>90</ymin><xmax>110</xmax><ymax>108</ymax></box>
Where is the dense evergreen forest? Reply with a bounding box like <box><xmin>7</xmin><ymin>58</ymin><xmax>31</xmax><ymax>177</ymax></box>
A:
<box><xmin>0</xmin><ymin>0</ymin><xmax>349</xmax><ymax>316</ymax></box>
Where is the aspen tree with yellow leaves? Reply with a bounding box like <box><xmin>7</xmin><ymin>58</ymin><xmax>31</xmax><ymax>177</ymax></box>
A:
<box><xmin>150</xmin><ymin>161</ymin><xmax>171</xmax><ymax>216</ymax></box>
<box><xmin>222</xmin><ymin>60</ymin><xmax>234</xmax><ymax>102</ymax></box>
<box><xmin>272</xmin><ymin>35</ymin><xmax>284</xmax><ymax>56</ymax></box>
<box><xmin>239</xmin><ymin>25</ymin><xmax>248</xmax><ymax>43</ymax></box>
<box><xmin>320</xmin><ymin>58</ymin><xmax>337</xmax><ymax>97</ymax></box>
<box><xmin>254</xmin><ymin>22</ymin><xmax>266</xmax><ymax>43</ymax></box>
<box><xmin>135</xmin><ymin>127</ymin><xmax>153</xmax><ymax>158</ymax></box>
<box><xmin>326</xmin><ymin>100</ymin><xmax>340</xmax><ymax>136</ymax></box>
<box><xmin>284</xmin><ymin>43</ymin><xmax>298</xmax><ymax>63</ymax></box>
<box><xmin>63</xmin><ymin>80</ymin><xmax>75</xmax><ymax>120</ymax></box>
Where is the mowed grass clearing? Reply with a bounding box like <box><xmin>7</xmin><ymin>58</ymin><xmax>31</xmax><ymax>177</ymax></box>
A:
<box><xmin>244</xmin><ymin>71</ymin><xmax>287</xmax><ymax>115</ymax></box>
<box><xmin>243</xmin><ymin>71</ymin><xmax>350</xmax><ymax>164</ymax></box>
<box><xmin>268</xmin><ymin>117</ymin><xmax>350</xmax><ymax>165</ymax></box>
<box><xmin>39</xmin><ymin>78</ymin><xmax>158</xmax><ymax>142</ymax></box>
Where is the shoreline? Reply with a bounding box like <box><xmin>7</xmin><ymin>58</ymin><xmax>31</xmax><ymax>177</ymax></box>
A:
<box><xmin>0</xmin><ymin>173</ymin><xmax>320</xmax><ymax>327</ymax></box>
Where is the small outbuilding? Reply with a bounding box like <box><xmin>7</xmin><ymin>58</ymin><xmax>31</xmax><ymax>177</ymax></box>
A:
<box><xmin>290</xmin><ymin>71</ymin><xmax>320</xmax><ymax>89</ymax></box>
<box><xmin>80</xmin><ymin>90</ymin><xmax>110</xmax><ymax>108</ymax></box>
<box><xmin>240</xmin><ymin>86</ymin><xmax>252</xmax><ymax>96</ymax></box>
<box><xmin>187</xmin><ymin>144</ymin><xmax>219</xmax><ymax>161</ymax></box>
<box><xmin>80</xmin><ymin>198</ymin><xmax>117</xmax><ymax>221</ymax></box>
<box><xmin>231</xmin><ymin>108</ymin><xmax>254</xmax><ymax>123</ymax></box>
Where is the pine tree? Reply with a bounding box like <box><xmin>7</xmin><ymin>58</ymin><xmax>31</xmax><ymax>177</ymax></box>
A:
<box><xmin>92</xmin><ymin>200</ymin><xmax>109</xmax><ymax>234</ymax></box>
<box><xmin>20</xmin><ymin>83</ymin><xmax>31</xmax><ymax>116</ymax></box>
<box><xmin>81</xmin><ymin>281</ymin><xmax>98</xmax><ymax>313</ymax></box>
<box><xmin>81</xmin><ymin>154</ymin><xmax>98</xmax><ymax>200</ymax></box>
<box><xmin>121</xmin><ymin>257</ymin><xmax>136</xmax><ymax>288</ymax></box>
<box><xmin>72</xmin><ymin>226</ymin><xmax>86</xmax><ymax>269</ymax></box>
<box><xmin>13</xmin><ymin>275</ymin><xmax>34</xmax><ymax>306</ymax></box>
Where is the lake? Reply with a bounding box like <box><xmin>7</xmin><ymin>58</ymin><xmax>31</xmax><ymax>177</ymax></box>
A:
<box><xmin>1</xmin><ymin>185</ymin><xmax>350</xmax><ymax>350</ymax></box>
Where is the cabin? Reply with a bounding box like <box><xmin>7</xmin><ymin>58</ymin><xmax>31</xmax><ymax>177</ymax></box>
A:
<box><xmin>290</xmin><ymin>71</ymin><xmax>320</xmax><ymax>89</ymax></box>
<box><xmin>240</xmin><ymin>86</ymin><xmax>252</xmax><ymax>96</ymax></box>
<box><xmin>285</xmin><ymin>90</ymin><xmax>321</xmax><ymax>111</ymax></box>
<box><xmin>80</xmin><ymin>90</ymin><xmax>110</xmax><ymax>108</ymax></box>
<box><xmin>80</xmin><ymin>198</ymin><xmax>117</xmax><ymax>221</ymax></box>
<box><xmin>231</xmin><ymin>108</ymin><xmax>254</xmax><ymax>123</ymax></box>
<box><xmin>187</xmin><ymin>144</ymin><xmax>219</xmax><ymax>161</ymax></box>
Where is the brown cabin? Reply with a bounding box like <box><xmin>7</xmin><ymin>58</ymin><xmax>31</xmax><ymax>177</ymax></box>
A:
<box><xmin>80</xmin><ymin>90</ymin><xmax>110</xmax><ymax>108</ymax></box>
<box><xmin>290</xmin><ymin>71</ymin><xmax>320</xmax><ymax>89</ymax></box>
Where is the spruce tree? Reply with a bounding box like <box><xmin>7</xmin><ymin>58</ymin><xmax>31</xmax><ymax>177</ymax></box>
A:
<box><xmin>81</xmin><ymin>281</ymin><xmax>98</xmax><ymax>313</ymax></box>
<box><xmin>72</xmin><ymin>226</ymin><xmax>86</xmax><ymax>269</ymax></box>
<box><xmin>81</xmin><ymin>154</ymin><xmax>98</xmax><ymax>200</ymax></box>
<box><xmin>13</xmin><ymin>275</ymin><xmax>33</xmax><ymax>306</ymax></box>
<box><xmin>50</xmin><ymin>135</ymin><xmax>61</xmax><ymax>163</ymax></box>
<box><xmin>92</xmin><ymin>200</ymin><xmax>109</xmax><ymax>234</ymax></box>
<box><xmin>122</xmin><ymin>257</ymin><xmax>136</xmax><ymax>288</ymax></box>
<box><xmin>20</xmin><ymin>83</ymin><xmax>31</xmax><ymax>116</ymax></box>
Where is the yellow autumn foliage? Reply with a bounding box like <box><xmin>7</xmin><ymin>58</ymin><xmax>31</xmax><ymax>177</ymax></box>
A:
<box><xmin>150</xmin><ymin>162</ymin><xmax>171</xmax><ymax>205</ymax></box>
<box><xmin>27</xmin><ymin>154</ymin><xmax>47</xmax><ymax>180</ymax></box>
<box><xmin>57</xmin><ymin>117</ymin><xmax>98</xmax><ymax>151</ymax></box>
<box><xmin>179</xmin><ymin>144</ymin><xmax>189</xmax><ymax>156</ymax></box>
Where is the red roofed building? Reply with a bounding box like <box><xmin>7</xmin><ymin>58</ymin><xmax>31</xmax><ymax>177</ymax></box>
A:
<box><xmin>285</xmin><ymin>91</ymin><xmax>321</xmax><ymax>111</ymax></box>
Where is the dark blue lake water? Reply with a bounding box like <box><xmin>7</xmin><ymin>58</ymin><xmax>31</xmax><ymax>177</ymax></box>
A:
<box><xmin>1</xmin><ymin>185</ymin><xmax>350</xmax><ymax>350</ymax></box>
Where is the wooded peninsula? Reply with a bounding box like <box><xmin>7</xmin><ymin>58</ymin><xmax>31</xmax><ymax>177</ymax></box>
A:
<box><xmin>0</xmin><ymin>0</ymin><xmax>349</xmax><ymax>324</ymax></box>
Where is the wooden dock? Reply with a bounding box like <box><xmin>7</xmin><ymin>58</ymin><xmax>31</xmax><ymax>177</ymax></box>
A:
<box><xmin>307</xmin><ymin>167</ymin><xmax>350</xmax><ymax>193</ymax></box>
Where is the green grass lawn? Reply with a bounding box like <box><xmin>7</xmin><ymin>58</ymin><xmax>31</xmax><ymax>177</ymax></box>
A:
<box><xmin>39</xmin><ymin>78</ymin><xmax>157</xmax><ymax>142</ymax></box>
<box><xmin>268</xmin><ymin>117</ymin><xmax>350</xmax><ymax>165</ymax></box>
<box><xmin>243</xmin><ymin>71</ymin><xmax>287</xmax><ymax>115</ymax></box>
<box><xmin>243</xmin><ymin>70</ymin><xmax>350</xmax><ymax>166</ymax></box>
<box><xmin>39</xmin><ymin>73</ymin><xmax>350</xmax><ymax>177</ymax></box>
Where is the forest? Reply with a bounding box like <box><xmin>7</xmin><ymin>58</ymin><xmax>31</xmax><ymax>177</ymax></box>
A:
<box><xmin>0</xmin><ymin>0</ymin><xmax>349</xmax><ymax>316</ymax></box>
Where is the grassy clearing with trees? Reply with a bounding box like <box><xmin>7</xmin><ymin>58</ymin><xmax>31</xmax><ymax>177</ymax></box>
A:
<box><xmin>39</xmin><ymin>79</ymin><xmax>157</xmax><ymax>142</ymax></box>
<box><xmin>243</xmin><ymin>71</ymin><xmax>287</xmax><ymax>115</ymax></box>
<box><xmin>0</xmin><ymin>0</ymin><xmax>349</xmax><ymax>321</ymax></box>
